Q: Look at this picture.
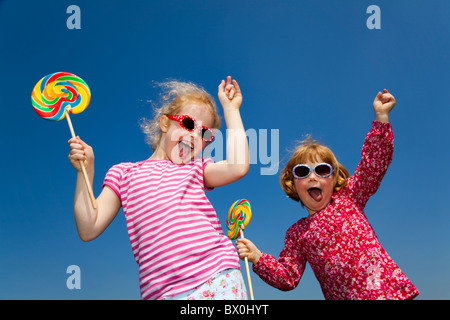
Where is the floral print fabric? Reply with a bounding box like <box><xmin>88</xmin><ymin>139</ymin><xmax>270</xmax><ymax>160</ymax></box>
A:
<box><xmin>163</xmin><ymin>269</ymin><xmax>248</xmax><ymax>300</ymax></box>
<box><xmin>253</xmin><ymin>121</ymin><xmax>419</xmax><ymax>300</ymax></box>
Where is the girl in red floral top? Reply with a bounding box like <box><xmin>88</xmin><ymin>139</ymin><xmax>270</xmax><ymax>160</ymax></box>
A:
<box><xmin>237</xmin><ymin>89</ymin><xmax>419</xmax><ymax>300</ymax></box>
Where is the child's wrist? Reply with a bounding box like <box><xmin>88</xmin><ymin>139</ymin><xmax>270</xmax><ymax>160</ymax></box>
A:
<box><xmin>374</xmin><ymin>113</ymin><xmax>390</xmax><ymax>123</ymax></box>
<box><xmin>78</xmin><ymin>166</ymin><xmax>94</xmax><ymax>179</ymax></box>
<box><xmin>222</xmin><ymin>105</ymin><xmax>241</xmax><ymax>114</ymax></box>
<box><xmin>251</xmin><ymin>251</ymin><xmax>263</xmax><ymax>264</ymax></box>
<box><xmin>223</xmin><ymin>108</ymin><xmax>243</xmax><ymax>125</ymax></box>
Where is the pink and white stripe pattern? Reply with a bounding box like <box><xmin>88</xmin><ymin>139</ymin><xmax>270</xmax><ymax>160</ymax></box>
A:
<box><xmin>103</xmin><ymin>158</ymin><xmax>240</xmax><ymax>300</ymax></box>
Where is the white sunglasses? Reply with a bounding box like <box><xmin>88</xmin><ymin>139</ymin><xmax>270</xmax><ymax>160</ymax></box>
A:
<box><xmin>292</xmin><ymin>163</ymin><xmax>333</xmax><ymax>179</ymax></box>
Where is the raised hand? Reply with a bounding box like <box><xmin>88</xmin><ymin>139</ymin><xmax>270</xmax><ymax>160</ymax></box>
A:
<box><xmin>373</xmin><ymin>89</ymin><xmax>396</xmax><ymax>123</ymax></box>
<box><xmin>218</xmin><ymin>76</ymin><xmax>243</xmax><ymax>111</ymax></box>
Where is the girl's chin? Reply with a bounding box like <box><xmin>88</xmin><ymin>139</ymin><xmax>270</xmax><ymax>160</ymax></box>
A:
<box><xmin>303</xmin><ymin>199</ymin><xmax>331</xmax><ymax>215</ymax></box>
<box><xmin>168</xmin><ymin>143</ymin><xmax>204</xmax><ymax>165</ymax></box>
<box><xmin>170</xmin><ymin>155</ymin><xmax>191</xmax><ymax>165</ymax></box>
<box><xmin>169</xmin><ymin>153</ymin><xmax>198</xmax><ymax>165</ymax></box>
<box><xmin>169</xmin><ymin>144</ymin><xmax>193</xmax><ymax>164</ymax></box>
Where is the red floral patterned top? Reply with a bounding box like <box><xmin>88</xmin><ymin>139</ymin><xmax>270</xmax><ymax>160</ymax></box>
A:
<box><xmin>253</xmin><ymin>121</ymin><xmax>419</xmax><ymax>300</ymax></box>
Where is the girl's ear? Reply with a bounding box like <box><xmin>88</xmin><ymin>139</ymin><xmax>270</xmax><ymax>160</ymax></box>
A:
<box><xmin>159</xmin><ymin>115</ymin><xmax>170</xmax><ymax>133</ymax></box>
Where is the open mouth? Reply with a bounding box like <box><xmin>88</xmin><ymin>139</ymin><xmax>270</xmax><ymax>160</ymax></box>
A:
<box><xmin>178</xmin><ymin>140</ymin><xmax>194</xmax><ymax>159</ymax></box>
<box><xmin>308</xmin><ymin>187</ymin><xmax>323</xmax><ymax>202</ymax></box>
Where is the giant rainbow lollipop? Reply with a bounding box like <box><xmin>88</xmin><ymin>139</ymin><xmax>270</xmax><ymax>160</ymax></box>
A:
<box><xmin>31</xmin><ymin>72</ymin><xmax>96</xmax><ymax>209</ymax></box>
<box><xmin>31</xmin><ymin>72</ymin><xmax>91</xmax><ymax>121</ymax></box>
<box><xmin>227</xmin><ymin>199</ymin><xmax>254</xmax><ymax>300</ymax></box>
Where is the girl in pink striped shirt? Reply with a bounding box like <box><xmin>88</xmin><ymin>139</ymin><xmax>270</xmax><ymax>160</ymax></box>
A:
<box><xmin>237</xmin><ymin>89</ymin><xmax>419</xmax><ymax>299</ymax></box>
<box><xmin>68</xmin><ymin>76</ymin><xmax>249</xmax><ymax>300</ymax></box>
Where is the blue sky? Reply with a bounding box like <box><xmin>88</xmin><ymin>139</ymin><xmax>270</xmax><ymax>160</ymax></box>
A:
<box><xmin>0</xmin><ymin>0</ymin><xmax>449</xmax><ymax>300</ymax></box>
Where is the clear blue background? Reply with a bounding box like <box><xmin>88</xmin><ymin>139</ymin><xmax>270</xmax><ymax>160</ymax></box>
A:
<box><xmin>0</xmin><ymin>0</ymin><xmax>449</xmax><ymax>299</ymax></box>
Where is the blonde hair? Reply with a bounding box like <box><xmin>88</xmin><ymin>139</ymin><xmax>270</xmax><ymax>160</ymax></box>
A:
<box><xmin>280</xmin><ymin>136</ymin><xmax>349</xmax><ymax>204</ymax></box>
<box><xmin>140</xmin><ymin>80</ymin><xmax>221</xmax><ymax>151</ymax></box>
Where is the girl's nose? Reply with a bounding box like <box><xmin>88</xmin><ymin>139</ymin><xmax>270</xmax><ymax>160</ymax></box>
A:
<box><xmin>190</xmin><ymin>129</ymin><xmax>201</xmax><ymax>141</ymax></box>
<box><xmin>308</xmin><ymin>172</ymin><xmax>319</xmax><ymax>181</ymax></box>
<box><xmin>189</xmin><ymin>130</ymin><xmax>205</xmax><ymax>147</ymax></box>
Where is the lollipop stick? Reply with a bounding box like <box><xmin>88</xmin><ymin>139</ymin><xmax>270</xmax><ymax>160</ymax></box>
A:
<box><xmin>240</xmin><ymin>227</ymin><xmax>254</xmax><ymax>300</ymax></box>
<box><xmin>65</xmin><ymin>109</ymin><xmax>97</xmax><ymax>209</ymax></box>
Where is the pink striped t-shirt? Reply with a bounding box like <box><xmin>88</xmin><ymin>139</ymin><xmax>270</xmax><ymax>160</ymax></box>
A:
<box><xmin>102</xmin><ymin>157</ymin><xmax>240</xmax><ymax>300</ymax></box>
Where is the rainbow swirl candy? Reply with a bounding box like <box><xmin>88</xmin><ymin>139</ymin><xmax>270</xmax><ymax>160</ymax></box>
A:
<box><xmin>226</xmin><ymin>199</ymin><xmax>252</xmax><ymax>240</ymax></box>
<box><xmin>31</xmin><ymin>72</ymin><xmax>91</xmax><ymax>121</ymax></box>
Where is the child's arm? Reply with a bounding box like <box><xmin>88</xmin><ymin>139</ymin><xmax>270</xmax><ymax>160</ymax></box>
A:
<box><xmin>204</xmin><ymin>76</ymin><xmax>249</xmax><ymax>188</ymax></box>
<box><xmin>346</xmin><ymin>89</ymin><xmax>396</xmax><ymax>209</ymax></box>
<box><xmin>68</xmin><ymin>137</ymin><xmax>121</xmax><ymax>241</ymax></box>
<box><xmin>236</xmin><ymin>232</ymin><xmax>306</xmax><ymax>291</ymax></box>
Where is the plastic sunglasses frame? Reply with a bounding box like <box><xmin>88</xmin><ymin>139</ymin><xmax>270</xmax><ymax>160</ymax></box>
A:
<box><xmin>167</xmin><ymin>114</ymin><xmax>215</xmax><ymax>142</ymax></box>
<box><xmin>292</xmin><ymin>163</ymin><xmax>333</xmax><ymax>179</ymax></box>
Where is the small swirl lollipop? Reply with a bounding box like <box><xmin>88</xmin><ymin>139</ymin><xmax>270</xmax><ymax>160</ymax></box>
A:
<box><xmin>227</xmin><ymin>199</ymin><xmax>254</xmax><ymax>299</ymax></box>
<box><xmin>31</xmin><ymin>72</ymin><xmax>96</xmax><ymax>209</ymax></box>
<box><xmin>227</xmin><ymin>199</ymin><xmax>252</xmax><ymax>240</ymax></box>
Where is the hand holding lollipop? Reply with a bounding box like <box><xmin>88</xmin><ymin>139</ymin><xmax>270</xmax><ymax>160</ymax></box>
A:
<box><xmin>31</xmin><ymin>72</ymin><xmax>96</xmax><ymax>209</ymax></box>
<box><xmin>227</xmin><ymin>199</ymin><xmax>254</xmax><ymax>300</ymax></box>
